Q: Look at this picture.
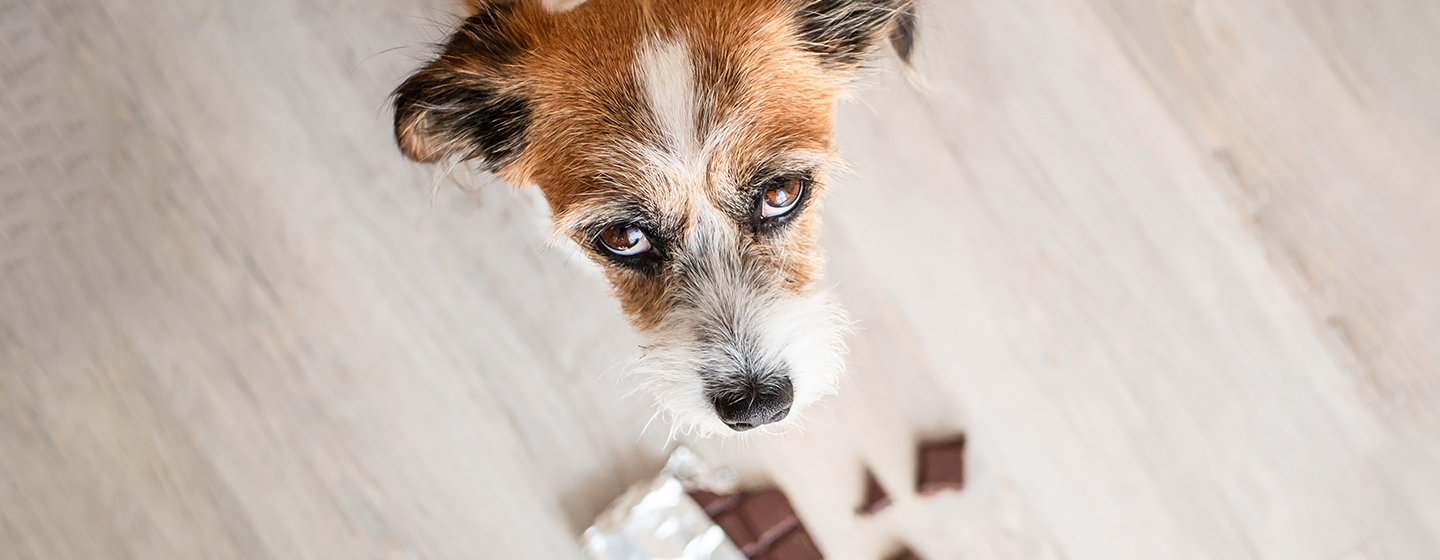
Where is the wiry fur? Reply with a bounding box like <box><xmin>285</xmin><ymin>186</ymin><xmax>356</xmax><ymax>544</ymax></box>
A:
<box><xmin>631</xmin><ymin>285</ymin><xmax>850</xmax><ymax>437</ymax></box>
<box><xmin>393</xmin><ymin>0</ymin><xmax>914</xmax><ymax>435</ymax></box>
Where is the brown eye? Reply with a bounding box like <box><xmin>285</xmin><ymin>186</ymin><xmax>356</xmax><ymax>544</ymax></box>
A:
<box><xmin>760</xmin><ymin>177</ymin><xmax>804</xmax><ymax>219</ymax></box>
<box><xmin>599</xmin><ymin>225</ymin><xmax>652</xmax><ymax>256</ymax></box>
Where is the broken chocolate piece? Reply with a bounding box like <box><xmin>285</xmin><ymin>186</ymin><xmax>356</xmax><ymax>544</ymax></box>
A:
<box><xmin>917</xmin><ymin>435</ymin><xmax>966</xmax><ymax>495</ymax></box>
<box><xmin>884</xmin><ymin>547</ymin><xmax>922</xmax><ymax>560</ymax></box>
<box><xmin>757</xmin><ymin>526</ymin><xmax>823</xmax><ymax>560</ymax></box>
<box><xmin>857</xmin><ymin>469</ymin><xmax>892</xmax><ymax>515</ymax></box>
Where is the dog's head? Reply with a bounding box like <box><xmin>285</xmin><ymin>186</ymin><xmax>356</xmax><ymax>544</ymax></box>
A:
<box><xmin>393</xmin><ymin>0</ymin><xmax>915</xmax><ymax>435</ymax></box>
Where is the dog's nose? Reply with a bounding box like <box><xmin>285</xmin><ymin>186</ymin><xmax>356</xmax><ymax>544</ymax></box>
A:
<box><xmin>712</xmin><ymin>377</ymin><xmax>793</xmax><ymax>432</ymax></box>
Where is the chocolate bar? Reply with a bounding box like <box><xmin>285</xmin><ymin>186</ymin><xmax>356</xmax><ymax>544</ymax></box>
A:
<box><xmin>757</xmin><ymin>527</ymin><xmax>822</xmax><ymax>560</ymax></box>
<box><xmin>739</xmin><ymin>489</ymin><xmax>800</xmax><ymax>550</ymax></box>
<box><xmin>917</xmin><ymin>435</ymin><xmax>966</xmax><ymax>495</ymax></box>
<box><xmin>715</xmin><ymin>509</ymin><xmax>758</xmax><ymax>552</ymax></box>
<box><xmin>690</xmin><ymin>489</ymin><xmax>742</xmax><ymax>517</ymax></box>
<box><xmin>690</xmin><ymin>487</ymin><xmax>819</xmax><ymax>559</ymax></box>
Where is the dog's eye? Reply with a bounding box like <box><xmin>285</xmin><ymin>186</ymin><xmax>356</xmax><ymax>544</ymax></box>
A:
<box><xmin>760</xmin><ymin>177</ymin><xmax>804</xmax><ymax>219</ymax></box>
<box><xmin>599</xmin><ymin>225</ymin><xmax>652</xmax><ymax>256</ymax></box>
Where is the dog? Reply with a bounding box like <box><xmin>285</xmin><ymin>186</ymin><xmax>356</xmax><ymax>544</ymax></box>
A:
<box><xmin>392</xmin><ymin>0</ymin><xmax>916</xmax><ymax>435</ymax></box>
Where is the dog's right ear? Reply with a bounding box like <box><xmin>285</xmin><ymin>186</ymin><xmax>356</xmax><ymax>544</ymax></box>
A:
<box><xmin>392</xmin><ymin>4</ymin><xmax>532</xmax><ymax>171</ymax></box>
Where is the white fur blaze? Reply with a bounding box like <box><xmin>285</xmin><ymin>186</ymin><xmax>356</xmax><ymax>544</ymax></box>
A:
<box><xmin>635</xmin><ymin>36</ymin><xmax>699</xmax><ymax>159</ymax></box>
<box><xmin>540</xmin><ymin>0</ymin><xmax>588</xmax><ymax>13</ymax></box>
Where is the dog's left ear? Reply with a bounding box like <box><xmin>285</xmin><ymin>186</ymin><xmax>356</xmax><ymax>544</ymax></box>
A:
<box><xmin>796</xmin><ymin>0</ymin><xmax>918</xmax><ymax>69</ymax></box>
<box><xmin>392</xmin><ymin>3</ymin><xmax>532</xmax><ymax>171</ymax></box>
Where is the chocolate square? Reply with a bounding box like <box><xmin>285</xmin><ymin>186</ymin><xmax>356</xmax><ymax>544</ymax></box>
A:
<box><xmin>740</xmin><ymin>489</ymin><xmax>800</xmax><ymax>546</ymax></box>
<box><xmin>917</xmin><ymin>435</ymin><xmax>966</xmax><ymax>495</ymax></box>
<box><xmin>757</xmin><ymin>526</ymin><xmax>822</xmax><ymax>560</ymax></box>
<box><xmin>857</xmin><ymin>469</ymin><xmax>892</xmax><ymax>515</ymax></box>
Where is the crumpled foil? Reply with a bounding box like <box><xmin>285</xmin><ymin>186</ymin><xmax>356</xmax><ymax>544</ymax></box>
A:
<box><xmin>582</xmin><ymin>448</ymin><xmax>744</xmax><ymax>560</ymax></box>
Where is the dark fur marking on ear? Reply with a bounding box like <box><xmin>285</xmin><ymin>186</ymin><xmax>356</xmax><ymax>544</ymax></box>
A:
<box><xmin>392</xmin><ymin>4</ymin><xmax>531</xmax><ymax>169</ymax></box>
<box><xmin>796</xmin><ymin>0</ymin><xmax>915</xmax><ymax>68</ymax></box>
<box><xmin>888</xmin><ymin>0</ymin><xmax>917</xmax><ymax>64</ymax></box>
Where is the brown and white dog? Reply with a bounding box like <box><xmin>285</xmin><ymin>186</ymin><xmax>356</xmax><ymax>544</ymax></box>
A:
<box><xmin>393</xmin><ymin>0</ymin><xmax>915</xmax><ymax>435</ymax></box>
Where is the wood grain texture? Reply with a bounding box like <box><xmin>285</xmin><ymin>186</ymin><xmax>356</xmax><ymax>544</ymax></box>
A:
<box><xmin>2</xmin><ymin>0</ymin><xmax>1437</xmax><ymax>559</ymax></box>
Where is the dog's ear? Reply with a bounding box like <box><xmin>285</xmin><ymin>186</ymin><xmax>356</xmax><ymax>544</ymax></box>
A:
<box><xmin>392</xmin><ymin>4</ymin><xmax>532</xmax><ymax>170</ymax></box>
<box><xmin>796</xmin><ymin>0</ymin><xmax>917</xmax><ymax>68</ymax></box>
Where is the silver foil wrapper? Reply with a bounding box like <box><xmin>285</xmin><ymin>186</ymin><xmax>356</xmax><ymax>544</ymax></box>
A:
<box><xmin>582</xmin><ymin>448</ymin><xmax>744</xmax><ymax>560</ymax></box>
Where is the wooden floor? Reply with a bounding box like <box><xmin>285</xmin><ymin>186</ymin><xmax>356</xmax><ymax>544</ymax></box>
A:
<box><xmin>3</xmin><ymin>0</ymin><xmax>1439</xmax><ymax>558</ymax></box>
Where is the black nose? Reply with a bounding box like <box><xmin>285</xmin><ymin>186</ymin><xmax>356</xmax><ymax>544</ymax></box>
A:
<box><xmin>711</xmin><ymin>377</ymin><xmax>793</xmax><ymax>432</ymax></box>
